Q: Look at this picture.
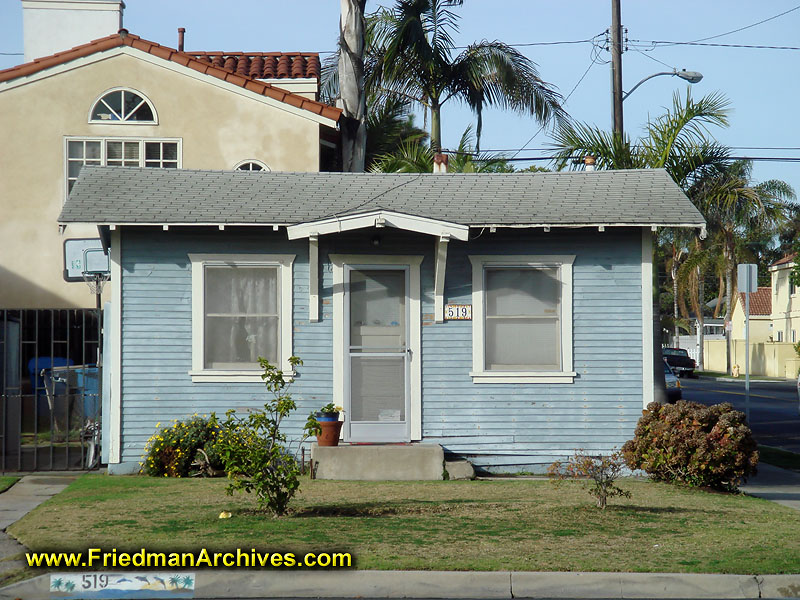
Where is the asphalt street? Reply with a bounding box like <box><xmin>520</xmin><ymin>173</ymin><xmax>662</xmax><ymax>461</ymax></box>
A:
<box><xmin>680</xmin><ymin>378</ymin><xmax>800</xmax><ymax>453</ymax></box>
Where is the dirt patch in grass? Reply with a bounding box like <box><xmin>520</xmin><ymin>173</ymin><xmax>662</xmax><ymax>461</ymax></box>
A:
<box><xmin>8</xmin><ymin>475</ymin><xmax>800</xmax><ymax>573</ymax></box>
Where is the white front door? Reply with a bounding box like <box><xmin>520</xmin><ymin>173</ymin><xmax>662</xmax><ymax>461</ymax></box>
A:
<box><xmin>345</xmin><ymin>266</ymin><xmax>410</xmax><ymax>441</ymax></box>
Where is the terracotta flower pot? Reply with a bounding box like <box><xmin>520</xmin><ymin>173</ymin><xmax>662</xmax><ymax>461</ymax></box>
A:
<box><xmin>316</xmin><ymin>420</ymin><xmax>343</xmax><ymax>446</ymax></box>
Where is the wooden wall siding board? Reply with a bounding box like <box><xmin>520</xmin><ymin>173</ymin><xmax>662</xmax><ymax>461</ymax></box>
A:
<box><xmin>119</xmin><ymin>228</ymin><xmax>644</xmax><ymax>470</ymax></box>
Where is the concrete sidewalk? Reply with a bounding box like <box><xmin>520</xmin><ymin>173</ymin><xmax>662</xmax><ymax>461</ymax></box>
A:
<box><xmin>3</xmin><ymin>569</ymin><xmax>800</xmax><ymax>599</ymax></box>
<box><xmin>0</xmin><ymin>474</ymin><xmax>77</xmax><ymax>584</ymax></box>
<box><xmin>741</xmin><ymin>462</ymin><xmax>800</xmax><ymax>511</ymax></box>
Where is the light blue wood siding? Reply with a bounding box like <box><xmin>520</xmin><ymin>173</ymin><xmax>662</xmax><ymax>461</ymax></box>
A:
<box><xmin>119</xmin><ymin>227</ymin><xmax>643</xmax><ymax>472</ymax></box>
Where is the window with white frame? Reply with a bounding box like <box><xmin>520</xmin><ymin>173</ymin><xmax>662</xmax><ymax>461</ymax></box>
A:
<box><xmin>468</xmin><ymin>255</ymin><xmax>575</xmax><ymax>383</ymax></box>
<box><xmin>89</xmin><ymin>89</ymin><xmax>156</xmax><ymax>123</ymax></box>
<box><xmin>66</xmin><ymin>138</ymin><xmax>180</xmax><ymax>194</ymax></box>
<box><xmin>188</xmin><ymin>254</ymin><xmax>295</xmax><ymax>382</ymax></box>
<box><xmin>234</xmin><ymin>160</ymin><xmax>270</xmax><ymax>172</ymax></box>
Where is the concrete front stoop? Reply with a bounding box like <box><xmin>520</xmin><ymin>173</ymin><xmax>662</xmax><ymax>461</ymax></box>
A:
<box><xmin>445</xmin><ymin>459</ymin><xmax>476</xmax><ymax>480</ymax></box>
<box><xmin>312</xmin><ymin>443</ymin><xmax>471</xmax><ymax>481</ymax></box>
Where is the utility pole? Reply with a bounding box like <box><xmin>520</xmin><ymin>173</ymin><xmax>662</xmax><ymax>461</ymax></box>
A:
<box><xmin>611</xmin><ymin>0</ymin><xmax>624</xmax><ymax>136</ymax></box>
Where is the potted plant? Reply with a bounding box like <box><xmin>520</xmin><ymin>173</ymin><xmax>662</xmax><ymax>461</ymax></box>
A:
<box><xmin>313</xmin><ymin>403</ymin><xmax>343</xmax><ymax>446</ymax></box>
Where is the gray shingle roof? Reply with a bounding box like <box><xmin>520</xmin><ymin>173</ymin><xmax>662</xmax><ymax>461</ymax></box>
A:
<box><xmin>59</xmin><ymin>166</ymin><xmax>705</xmax><ymax>229</ymax></box>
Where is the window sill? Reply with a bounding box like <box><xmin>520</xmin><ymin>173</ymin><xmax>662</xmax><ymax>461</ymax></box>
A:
<box><xmin>189</xmin><ymin>370</ymin><xmax>295</xmax><ymax>383</ymax></box>
<box><xmin>469</xmin><ymin>371</ymin><xmax>576</xmax><ymax>384</ymax></box>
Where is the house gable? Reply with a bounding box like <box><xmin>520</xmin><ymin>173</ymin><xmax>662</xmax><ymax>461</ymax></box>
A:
<box><xmin>0</xmin><ymin>31</ymin><xmax>341</xmax><ymax>125</ymax></box>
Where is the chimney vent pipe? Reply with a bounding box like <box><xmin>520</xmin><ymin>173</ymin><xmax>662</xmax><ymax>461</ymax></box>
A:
<box><xmin>433</xmin><ymin>153</ymin><xmax>449</xmax><ymax>174</ymax></box>
<box><xmin>178</xmin><ymin>27</ymin><xmax>185</xmax><ymax>52</ymax></box>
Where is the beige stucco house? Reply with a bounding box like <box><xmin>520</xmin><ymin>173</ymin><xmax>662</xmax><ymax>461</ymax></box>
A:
<box><xmin>0</xmin><ymin>1</ymin><xmax>341</xmax><ymax>310</ymax></box>
<box><xmin>704</xmin><ymin>258</ymin><xmax>800</xmax><ymax>378</ymax></box>
<box><xmin>730</xmin><ymin>287</ymin><xmax>772</xmax><ymax>343</ymax></box>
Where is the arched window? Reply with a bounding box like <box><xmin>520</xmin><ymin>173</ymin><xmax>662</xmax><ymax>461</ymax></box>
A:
<box><xmin>234</xmin><ymin>160</ymin><xmax>270</xmax><ymax>172</ymax></box>
<box><xmin>89</xmin><ymin>88</ymin><xmax>157</xmax><ymax>123</ymax></box>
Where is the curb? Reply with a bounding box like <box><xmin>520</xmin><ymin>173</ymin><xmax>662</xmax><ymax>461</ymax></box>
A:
<box><xmin>4</xmin><ymin>570</ymin><xmax>800</xmax><ymax>599</ymax></box>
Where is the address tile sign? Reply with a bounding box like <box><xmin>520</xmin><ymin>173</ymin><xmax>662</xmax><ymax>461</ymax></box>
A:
<box><xmin>445</xmin><ymin>304</ymin><xmax>472</xmax><ymax>320</ymax></box>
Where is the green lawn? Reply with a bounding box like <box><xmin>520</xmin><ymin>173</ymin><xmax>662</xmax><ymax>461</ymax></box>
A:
<box><xmin>0</xmin><ymin>476</ymin><xmax>19</xmax><ymax>494</ymax></box>
<box><xmin>7</xmin><ymin>474</ymin><xmax>800</xmax><ymax>574</ymax></box>
<box><xmin>759</xmin><ymin>446</ymin><xmax>800</xmax><ymax>471</ymax></box>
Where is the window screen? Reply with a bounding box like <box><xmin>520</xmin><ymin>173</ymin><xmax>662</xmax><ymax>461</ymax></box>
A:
<box><xmin>484</xmin><ymin>267</ymin><xmax>561</xmax><ymax>371</ymax></box>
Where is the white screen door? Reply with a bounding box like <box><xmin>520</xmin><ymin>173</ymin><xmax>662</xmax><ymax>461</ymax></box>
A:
<box><xmin>346</xmin><ymin>266</ymin><xmax>410</xmax><ymax>441</ymax></box>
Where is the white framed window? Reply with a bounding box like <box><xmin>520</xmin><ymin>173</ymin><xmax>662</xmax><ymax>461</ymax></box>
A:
<box><xmin>89</xmin><ymin>88</ymin><xmax>157</xmax><ymax>123</ymax></box>
<box><xmin>65</xmin><ymin>137</ymin><xmax>181</xmax><ymax>195</ymax></box>
<box><xmin>188</xmin><ymin>254</ymin><xmax>295</xmax><ymax>383</ymax></box>
<box><xmin>468</xmin><ymin>255</ymin><xmax>576</xmax><ymax>384</ymax></box>
<box><xmin>793</xmin><ymin>330</ymin><xmax>797</xmax><ymax>344</ymax></box>
<box><xmin>234</xmin><ymin>160</ymin><xmax>270</xmax><ymax>172</ymax></box>
<box><xmin>777</xmin><ymin>330</ymin><xmax>784</xmax><ymax>343</ymax></box>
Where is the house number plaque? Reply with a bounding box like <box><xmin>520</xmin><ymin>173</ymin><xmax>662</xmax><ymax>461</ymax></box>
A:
<box><xmin>445</xmin><ymin>304</ymin><xmax>472</xmax><ymax>320</ymax></box>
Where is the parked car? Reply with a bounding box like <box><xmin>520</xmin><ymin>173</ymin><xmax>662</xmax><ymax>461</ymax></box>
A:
<box><xmin>662</xmin><ymin>347</ymin><xmax>696</xmax><ymax>378</ymax></box>
<box><xmin>664</xmin><ymin>361</ymin><xmax>682</xmax><ymax>403</ymax></box>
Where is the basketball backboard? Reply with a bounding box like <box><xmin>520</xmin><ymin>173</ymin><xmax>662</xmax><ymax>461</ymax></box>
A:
<box><xmin>63</xmin><ymin>238</ymin><xmax>110</xmax><ymax>282</ymax></box>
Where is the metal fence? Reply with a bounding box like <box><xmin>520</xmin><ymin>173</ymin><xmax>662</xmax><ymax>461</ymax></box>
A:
<box><xmin>1</xmin><ymin>309</ymin><xmax>101</xmax><ymax>472</ymax></box>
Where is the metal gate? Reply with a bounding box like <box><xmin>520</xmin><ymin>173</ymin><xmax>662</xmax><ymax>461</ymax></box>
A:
<box><xmin>1</xmin><ymin>309</ymin><xmax>101</xmax><ymax>472</ymax></box>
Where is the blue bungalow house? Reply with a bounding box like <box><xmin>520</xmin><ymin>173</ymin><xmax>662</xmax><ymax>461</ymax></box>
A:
<box><xmin>60</xmin><ymin>166</ymin><xmax>705</xmax><ymax>475</ymax></box>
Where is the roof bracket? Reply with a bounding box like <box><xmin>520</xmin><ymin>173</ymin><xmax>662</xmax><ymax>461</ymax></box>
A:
<box><xmin>375</xmin><ymin>217</ymin><xmax>386</xmax><ymax>228</ymax></box>
<box><xmin>700</xmin><ymin>225</ymin><xmax>707</xmax><ymax>240</ymax></box>
<box><xmin>218</xmin><ymin>225</ymin><xmax>225</xmax><ymax>231</ymax></box>
<box><xmin>598</xmin><ymin>225</ymin><xmax>605</xmax><ymax>232</ymax></box>
<box><xmin>543</xmin><ymin>226</ymin><xmax>551</xmax><ymax>232</ymax></box>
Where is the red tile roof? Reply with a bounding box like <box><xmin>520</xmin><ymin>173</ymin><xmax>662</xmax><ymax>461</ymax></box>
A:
<box><xmin>0</xmin><ymin>31</ymin><xmax>340</xmax><ymax>122</ymax></box>
<box><xmin>189</xmin><ymin>52</ymin><xmax>321</xmax><ymax>80</ymax></box>
<box><xmin>737</xmin><ymin>287</ymin><xmax>772</xmax><ymax>316</ymax></box>
<box><xmin>771</xmin><ymin>253</ymin><xmax>796</xmax><ymax>267</ymax></box>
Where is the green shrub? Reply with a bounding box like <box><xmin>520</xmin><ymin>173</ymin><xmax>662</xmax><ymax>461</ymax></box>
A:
<box><xmin>622</xmin><ymin>401</ymin><xmax>758</xmax><ymax>491</ymax></box>
<box><xmin>141</xmin><ymin>415</ymin><xmax>223</xmax><ymax>477</ymax></box>
<box><xmin>214</xmin><ymin>356</ymin><xmax>319</xmax><ymax>516</ymax></box>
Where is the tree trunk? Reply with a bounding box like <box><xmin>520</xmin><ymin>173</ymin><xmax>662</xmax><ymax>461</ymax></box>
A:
<box><xmin>672</xmin><ymin>259</ymin><xmax>679</xmax><ymax>346</ymax></box>
<box><xmin>430</xmin><ymin>100</ymin><xmax>442</xmax><ymax>153</ymax></box>
<box><xmin>338</xmin><ymin>0</ymin><xmax>367</xmax><ymax>172</ymax></box>
<box><xmin>713</xmin><ymin>272</ymin><xmax>724</xmax><ymax>318</ymax></box>
<box><xmin>724</xmin><ymin>238</ymin><xmax>735</xmax><ymax>375</ymax></box>
<box><xmin>697</xmin><ymin>265</ymin><xmax>705</xmax><ymax>371</ymax></box>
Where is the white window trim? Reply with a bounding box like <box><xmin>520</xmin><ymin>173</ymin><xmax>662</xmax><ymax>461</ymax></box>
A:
<box><xmin>188</xmin><ymin>253</ymin><xmax>295</xmax><ymax>383</ymax></box>
<box><xmin>468</xmin><ymin>254</ymin><xmax>576</xmax><ymax>384</ymax></box>
<box><xmin>234</xmin><ymin>159</ymin><xmax>271</xmax><ymax>172</ymax></box>
<box><xmin>88</xmin><ymin>87</ymin><xmax>159</xmax><ymax>125</ymax></box>
<box><xmin>64</xmin><ymin>136</ymin><xmax>182</xmax><ymax>200</ymax></box>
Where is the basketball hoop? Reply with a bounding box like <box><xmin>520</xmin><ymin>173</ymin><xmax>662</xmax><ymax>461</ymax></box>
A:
<box><xmin>82</xmin><ymin>271</ymin><xmax>110</xmax><ymax>295</ymax></box>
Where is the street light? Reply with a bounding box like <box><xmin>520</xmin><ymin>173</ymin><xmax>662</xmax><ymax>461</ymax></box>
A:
<box><xmin>622</xmin><ymin>69</ymin><xmax>703</xmax><ymax>102</ymax></box>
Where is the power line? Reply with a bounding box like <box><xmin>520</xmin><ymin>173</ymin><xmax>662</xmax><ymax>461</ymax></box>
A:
<box><xmin>630</xmin><ymin>39</ymin><xmax>800</xmax><ymax>51</ymax></box>
<box><xmin>689</xmin><ymin>4</ymin><xmax>800</xmax><ymax>43</ymax></box>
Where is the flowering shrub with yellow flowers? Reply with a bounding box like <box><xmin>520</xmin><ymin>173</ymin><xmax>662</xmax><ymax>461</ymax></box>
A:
<box><xmin>215</xmin><ymin>356</ymin><xmax>320</xmax><ymax>515</ymax></box>
<box><xmin>141</xmin><ymin>414</ymin><xmax>224</xmax><ymax>477</ymax></box>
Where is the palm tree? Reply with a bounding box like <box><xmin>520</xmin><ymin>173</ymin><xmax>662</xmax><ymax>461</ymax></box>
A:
<box><xmin>338</xmin><ymin>0</ymin><xmax>368</xmax><ymax>171</ymax></box>
<box><xmin>370</xmin><ymin>125</ymin><xmax>508</xmax><ymax>173</ymax></box>
<box><xmin>366</xmin><ymin>0</ymin><xmax>567</xmax><ymax>151</ymax></box>
<box><xmin>549</xmin><ymin>89</ymin><xmax>732</xmax><ymax>399</ymax></box>
<box><xmin>689</xmin><ymin>161</ymin><xmax>795</xmax><ymax>373</ymax></box>
<box><xmin>550</xmin><ymin>90</ymin><xmax>731</xmax><ymax>184</ymax></box>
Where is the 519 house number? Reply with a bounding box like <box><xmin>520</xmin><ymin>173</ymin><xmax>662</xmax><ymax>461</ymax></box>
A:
<box><xmin>445</xmin><ymin>304</ymin><xmax>472</xmax><ymax>320</ymax></box>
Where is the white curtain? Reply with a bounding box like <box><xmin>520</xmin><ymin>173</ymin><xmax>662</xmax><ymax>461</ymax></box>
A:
<box><xmin>204</xmin><ymin>266</ymin><xmax>278</xmax><ymax>368</ymax></box>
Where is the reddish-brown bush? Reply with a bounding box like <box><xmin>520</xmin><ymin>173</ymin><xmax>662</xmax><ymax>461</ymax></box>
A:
<box><xmin>622</xmin><ymin>401</ymin><xmax>758</xmax><ymax>491</ymax></box>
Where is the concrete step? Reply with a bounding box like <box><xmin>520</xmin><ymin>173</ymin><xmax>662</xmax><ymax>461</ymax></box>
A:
<box><xmin>311</xmin><ymin>443</ymin><xmax>445</xmax><ymax>481</ymax></box>
<box><xmin>445</xmin><ymin>459</ymin><xmax>475</xmax><ymax>480</ymax></box>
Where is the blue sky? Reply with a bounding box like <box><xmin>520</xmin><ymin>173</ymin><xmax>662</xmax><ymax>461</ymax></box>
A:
<box><xmin>2</xmin><ymin>1</ymin><xmax>798</xmax><ymax>198</ymax></box>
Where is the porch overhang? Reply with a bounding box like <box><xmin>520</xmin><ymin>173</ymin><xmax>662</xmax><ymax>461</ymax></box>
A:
<box><xmin>285</xmin><ymin>210</ymin><xmax>469</xmax><ymax>241</ymax></box>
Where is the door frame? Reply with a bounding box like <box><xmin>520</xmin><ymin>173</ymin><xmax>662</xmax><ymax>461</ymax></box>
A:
<box><xmin>330</xmin><ymin>254</ymin><xmax>423</xmax><ymax>442</ymax></box>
